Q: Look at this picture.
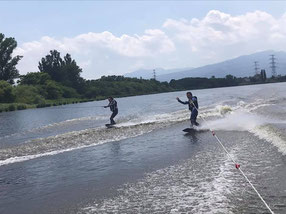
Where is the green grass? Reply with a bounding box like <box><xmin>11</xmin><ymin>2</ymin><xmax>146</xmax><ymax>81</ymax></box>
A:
<box><xmin>0</xmin><ymin>103</ymin><xmax>35</xmax><ymax>112</ymax></box>
<box><xmin>0</xmin><ymin>98</ymin><xmax>96</xmax><ymax>113</ymax></box>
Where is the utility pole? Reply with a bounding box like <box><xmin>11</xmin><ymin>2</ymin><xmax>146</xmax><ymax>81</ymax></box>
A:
<box><xmin>254</xmin><ymin>61</ymin><xmax>260</xmax><ymax>75</ymax></box>
<box><xmin>153</xmin><ymin>69</ymin><xmax>156</xmax><ymax>80</ymax></box>
<box><xmin>269</xmin><ymin>54</ymin><xmax>277</xmax><ymax>77</ymax></box>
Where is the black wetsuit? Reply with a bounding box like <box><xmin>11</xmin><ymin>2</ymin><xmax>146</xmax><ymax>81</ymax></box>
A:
<box><xmin>106</xmin><ymin>100</ymin><xmax>118</xmax><ymax>124</ymax></box>
<box><xmin>178</xmin><ymin>96</ymin><xmax>199</xmax><ymax>126</ymax></box>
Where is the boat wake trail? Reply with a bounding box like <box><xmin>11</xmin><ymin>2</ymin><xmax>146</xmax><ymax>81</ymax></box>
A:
<box><xmin>79</xmin><ymin>148</ymin><xmax>241</xmax><ymax>214</ymax></box>
<box><xmin>1</xmin><ymin>98</ymin><xmax>285</xmax><ymax>166</ymax></box>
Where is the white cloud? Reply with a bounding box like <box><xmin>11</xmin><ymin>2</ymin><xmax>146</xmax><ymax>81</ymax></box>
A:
<box><xmin>163</xmin><ymin>10</ymin><xmax>286</xmax><ymax>61</ymax></box>
<box><xmin>15</xmin><ymin>29</ymin><xmax>175</xmax><ymax>79</ymax></box>
<box><xmin>15</xmin><ymin>10</ymin><xmax>286</xmax><ymax>79</ymax></box>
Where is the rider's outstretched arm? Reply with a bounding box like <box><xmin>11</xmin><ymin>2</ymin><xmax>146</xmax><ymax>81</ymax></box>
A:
<box><xmin>177</xmin><ymin>98</ymin><xmax>188</xmax><ymax>105</ymax></box>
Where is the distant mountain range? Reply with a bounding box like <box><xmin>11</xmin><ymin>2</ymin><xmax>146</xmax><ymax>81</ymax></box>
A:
<box><xmin>125</xmin><ymin>50</ymin><xmax>286</xmax><ymax>82</ymax></box>
<box><xmin>124</xmin><ymin>67</ymin><xmax>193</xmax><ymax>79</ymax></box>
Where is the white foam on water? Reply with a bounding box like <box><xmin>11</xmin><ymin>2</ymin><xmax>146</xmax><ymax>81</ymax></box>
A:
<box><xmin>198</xmin><ymin>103</ymin><xmax>286</xmax><ymax>156</ymax></box>
<box><xmin>80</xmin><ymin>149</ymin><xmax>241</xmax><ymax>214</ymax></box>
<box><xmin>0</xmin><ymin>111</ymin><xmax>187</xmax><ymax>166</ymax></box>
<box><xmin>251</xmin><ymin>126</ymin><xmax>286</xmax><ymax>155</ymax></box>
<box><xmin>200</xmin><ymin>110</ymin><xmax>267</xmax><ymax>132</ymax></box>
<box><xmin>0</xmin><ymin>107</ymin><xmax>196</xmax><ymax>166</ymax></box>
<box><xmin>192</xmin><ymin>153</ymin><xmax>238</xmax><ymax>214</ymax></box>
<box><xmin>0</xmin><ymin>125</ymin><xmax>155</xmax><ymax>166</ymax></box>
<box><xmin>1</xmin><ymin>98</ymin><xmax>284</xmax><ymax>166</ymax></box>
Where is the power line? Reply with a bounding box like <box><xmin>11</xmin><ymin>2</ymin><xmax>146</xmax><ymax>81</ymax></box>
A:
<box><xmin>153</xmin><ymin>69</ymin><xmax>156</xmax><ymax>80</ymax></box>
<box><xmin>254</xmin><ymin>61</ymin><xmax>260</xmax><ymax>75</ymax></box>
<box><xmin>269</xmin><ymin>55</ymin><xmax>277</xmax><ymax>77</ymax></box>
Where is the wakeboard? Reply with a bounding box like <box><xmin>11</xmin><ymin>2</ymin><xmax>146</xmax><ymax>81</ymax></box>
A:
<box><xmin>183</xmin><ymin>127</ymin><xmax>196</xmax><ymax>133</ymax></box>
<box><xmin>105</xmin><ymin>124</ymin><xmax>115</xmax><ymax>128</ymax></box>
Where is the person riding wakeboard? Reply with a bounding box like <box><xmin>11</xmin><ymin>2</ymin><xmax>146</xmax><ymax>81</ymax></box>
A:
<box><xmin>176</xmin><ymin>92</ymin><xmax>199</xmax><ymax>127</ymax></box>
<box><xmin>104</xmin><ymin>97</ymin><xmax>118</xmax><ymax>125</ymax></box>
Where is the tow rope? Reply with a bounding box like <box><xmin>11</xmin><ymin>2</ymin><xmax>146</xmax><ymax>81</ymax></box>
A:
<box><xmin>191</xmin><ymin>101</ymin><xmax>274</xmax><ymax>214</ymax></box>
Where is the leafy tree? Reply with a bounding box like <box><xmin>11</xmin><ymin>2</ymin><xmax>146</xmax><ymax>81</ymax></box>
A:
<box><xmin>0</xmin><ymin>80</ymin><xmax>15</xmax><ymax>102</ymax></box>
<box><xmin>45</xmin><ymin>80</ymin><xmax>62</xmax><ymax>99</ymax></box>
<box><xmin>0</xmin><ymin>33</ymin><xmax>23</xmax><ymax>83</ymax></box>
<box><xmin>38</xmin><ymin>50</ymin><xmax>63</xmax><ymax>82</ymax></box>
<box><xmin>39</xmin><ymin>50</ymin><xmax>85</xmax><ymax>93</ymax></box>
<box><xmin>62</xmin><ymin>53</ymin><xmax>85</xmax><ymax>93</ymax></box>
<box><xmin>14</xmin><ymin>85</ymin><xmax>44</xmax><ymax>104</ymax></box>
<box><xmin>225</xmin><ymin>74</ymin><xmax>238</xmax><ymax>86</ymax></box>
<box><xmin>84</xmin><ymin>86</ymin><xmax>98</xmax><ymax>99</ymax></box>
<box><xmin>84</xmin><ymin>75</ymin><xmax>173</xmax><ymax>98</ymax></box>
<box><xmin>62</xmin><ymin>54</ymin><xmax>82</xmax><ymax>84</ymax></box>
<box><xmin>225</xmin><ymin>74</ymin><xmax>235</xmax><ymax>80</ymax></box>
<box><xmin>19</xmin><ymin>72</ymin><xmax>51</xmax><ymax>85</ymax></box>
<box><xmin>61</xmin><ymin>85</ymin><xmax>79</xmax><ymax>98</ymax></box>
<box><xmin>250</xmin><ymin>74</ymin><xmax>262</xmax><ymax>82</ymax></box>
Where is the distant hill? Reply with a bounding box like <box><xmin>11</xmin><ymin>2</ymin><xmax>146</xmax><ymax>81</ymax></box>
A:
<box><xmin>124</xmin><ymin>67</ymin><xmax>193</xmax><ymax>80</ymax></box>
<box><xmin>126</xmin><ymin>50</ymin><xmax>286</xmax><ymax>82</ymax></box>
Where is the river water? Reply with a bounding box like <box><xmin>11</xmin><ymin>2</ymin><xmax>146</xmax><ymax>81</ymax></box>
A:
<box><xmin>0</xmin><ymin>83</ymin><xmax>286</xmax><ymax>213</ymax></box>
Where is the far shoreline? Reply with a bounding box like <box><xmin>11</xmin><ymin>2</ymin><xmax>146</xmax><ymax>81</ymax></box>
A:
<box><xmin>1</xmin><ymin>80</ymin><xmax>285</xmax><ymax>114</ymax></box>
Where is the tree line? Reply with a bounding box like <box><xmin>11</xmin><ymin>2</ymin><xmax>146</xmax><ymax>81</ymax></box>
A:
<box><xmin>0</xmin><ymin>33</ymin><xmax>173</xmax><ymax>110</ymax></box>
<box><xmin>1</xmin><ymin>33</ymin><xmax>286</xmax><ymax>112</ymax></box>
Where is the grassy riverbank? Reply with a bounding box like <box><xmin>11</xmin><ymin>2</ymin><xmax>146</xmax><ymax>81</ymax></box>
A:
<box><xmin>0</xmin><ymin>98</ymin><xmax>95</xmax><ymax>113</ymax></box>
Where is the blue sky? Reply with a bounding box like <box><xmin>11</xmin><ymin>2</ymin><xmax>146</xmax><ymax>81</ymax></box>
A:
<box><xmin>2</xmin><ymin>1</ymin><xmax>285</xmax><ymax>42</ymax></box>
<box><xmin>1</xmin><ymin>1</ymin><xmax>286</xmax><ymax>78</ymax></box>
